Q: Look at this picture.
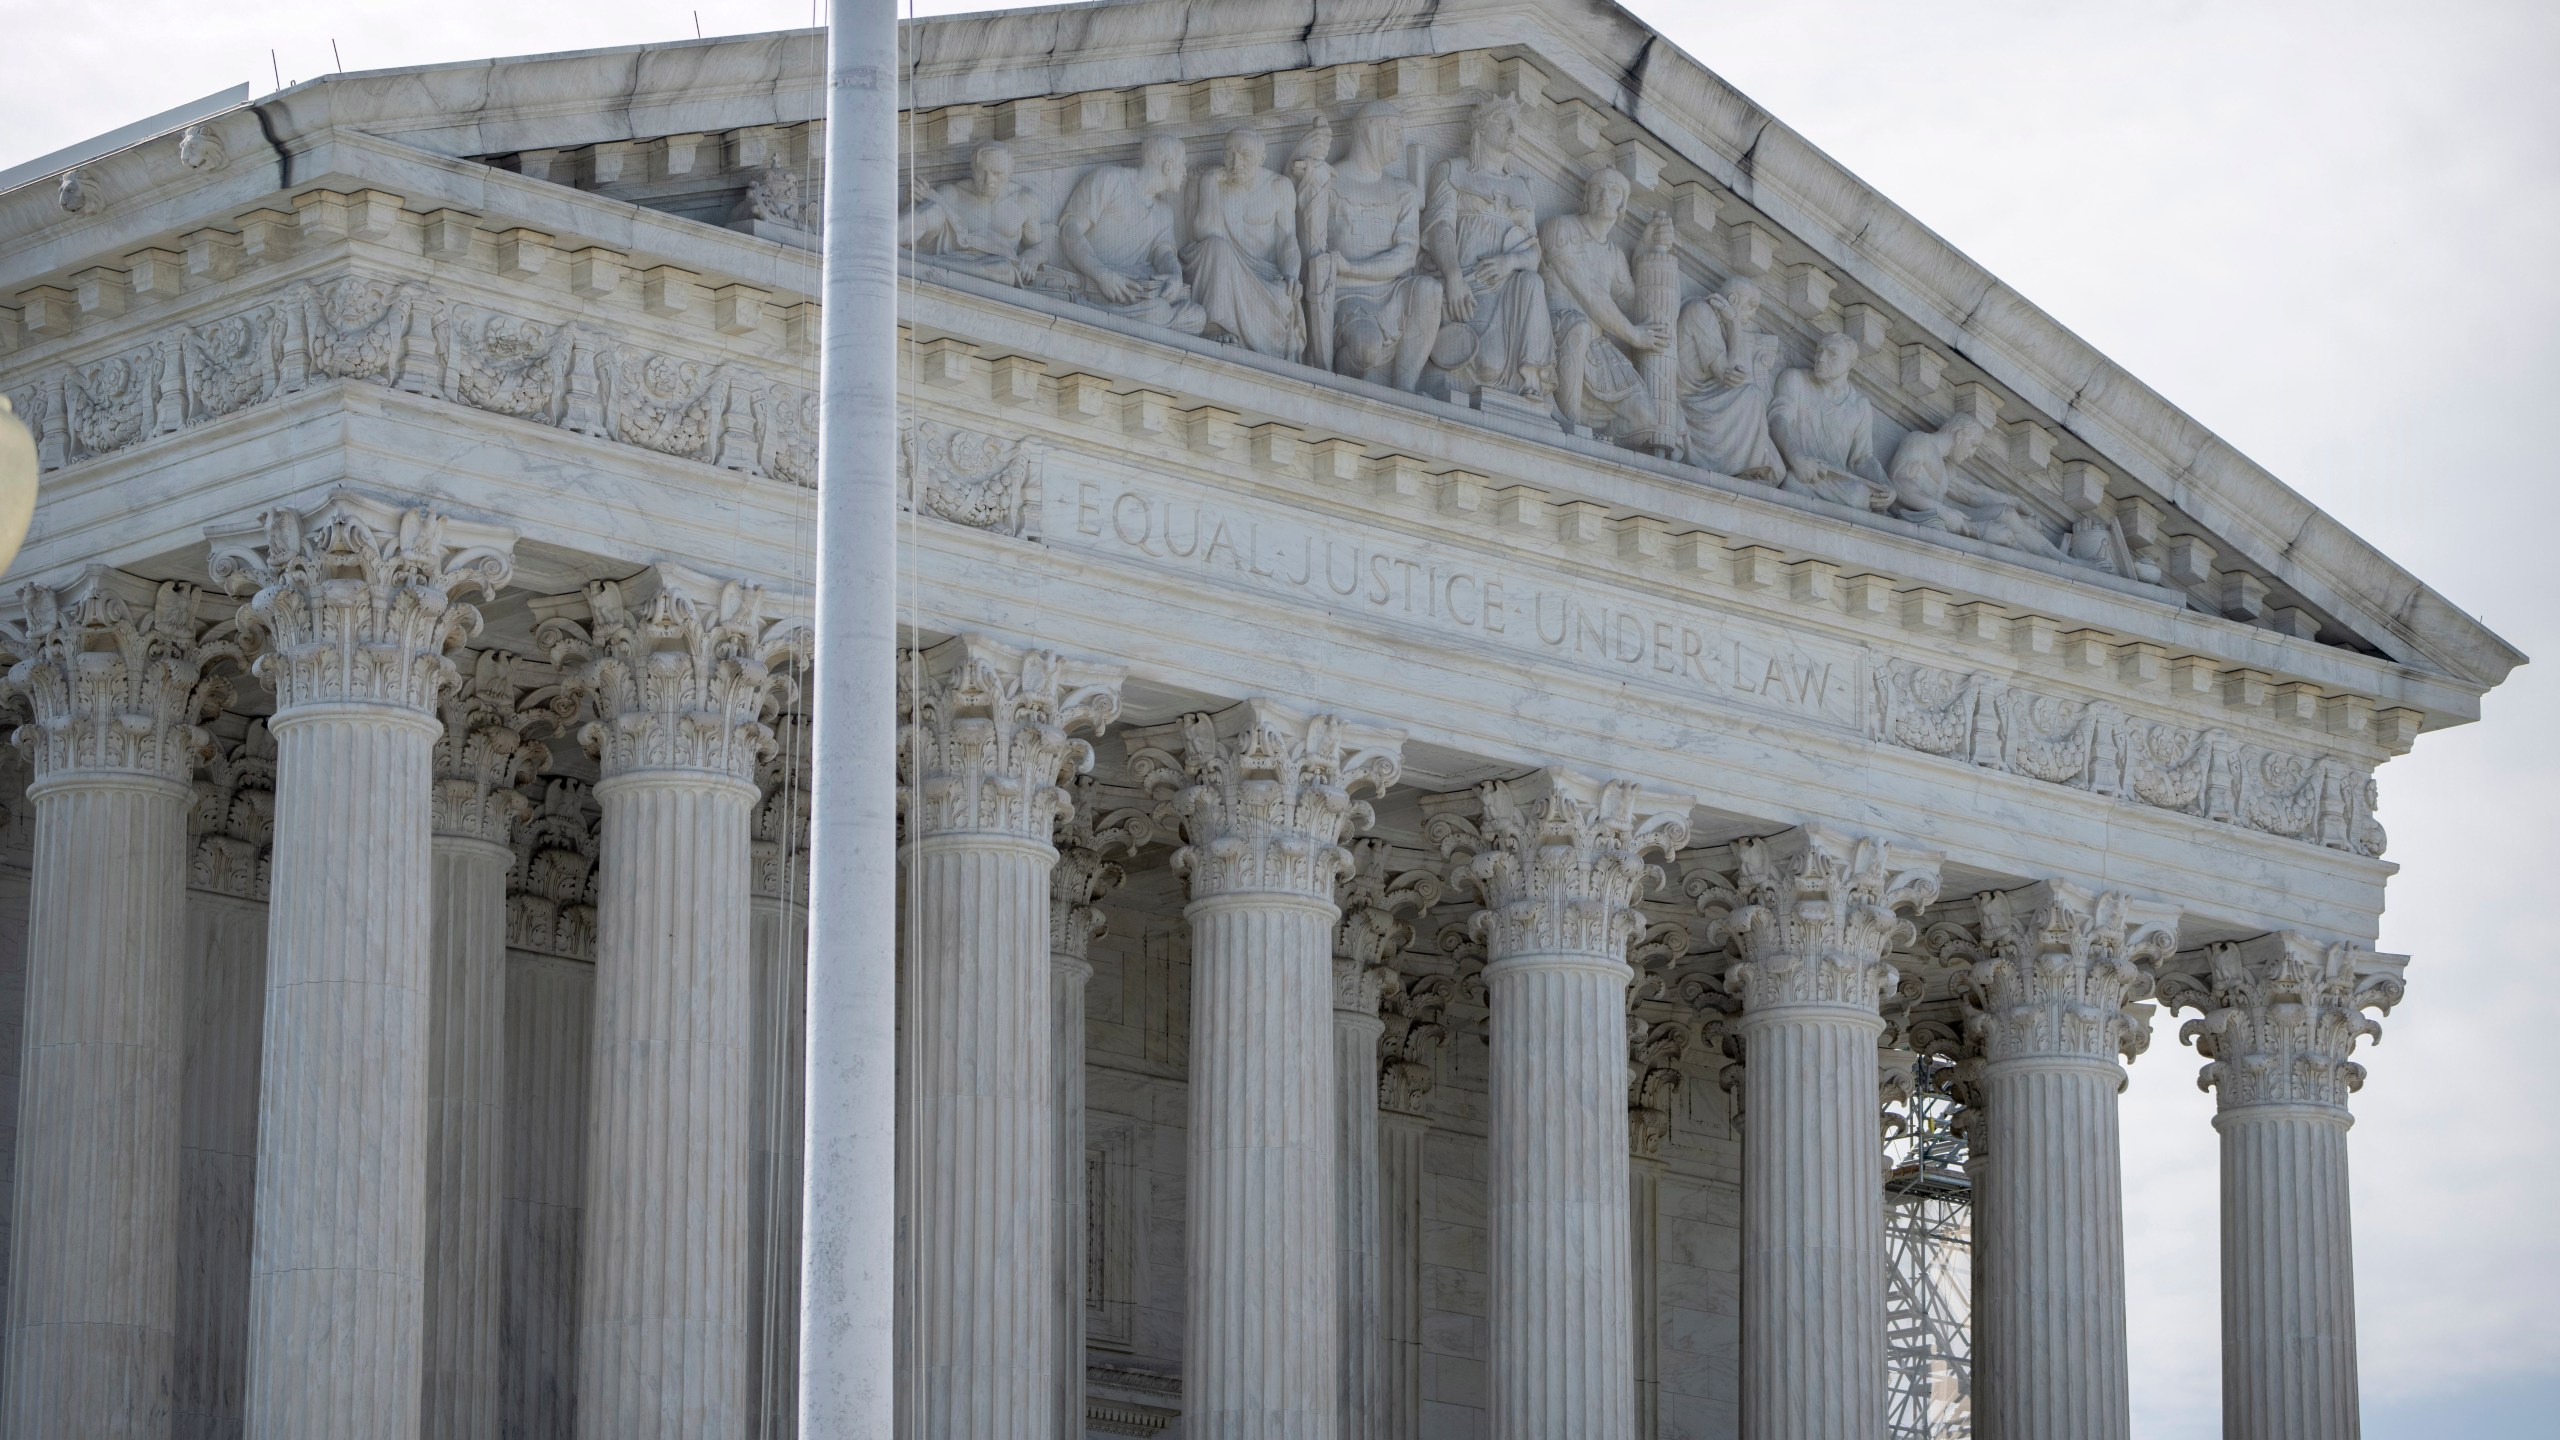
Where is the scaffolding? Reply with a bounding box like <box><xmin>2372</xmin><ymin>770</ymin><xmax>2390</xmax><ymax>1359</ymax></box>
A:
<box><xmin>1884</xmin><ymin>1063</ymin><xmax>1973</xmax><ymax>1439</ymax></box>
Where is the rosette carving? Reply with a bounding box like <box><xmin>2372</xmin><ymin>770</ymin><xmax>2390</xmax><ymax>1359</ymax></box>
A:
<box><xmin>898</xmin><ymin>635</ymin><xmax>1121</xmax><ymax>843</ymax></box>
<box><xmin>1050</xmin><ymin>774</ymin><xmax>1153</xmax><ymax>961</ymax></box>
<box><xmin>1684</xmin><ymin>825</ymin><xmax>1942</xmax><ymax>1015</ymax></box>
<box><xmin>1423</xmin><ymin>770</ymin><xmax>1691</xmax><ymax>962</ymax></box>
<box><xmin>0</xmin><ymin>566</ymin><xmax>240</xmax><ymax>782</ymax></box>
<box><xmin>1333</xmin><ymin>838</ymin><xmax>1444</xmax><ymax>1016</ymax></box>
<box><xmin>538</xmin><ymin>565</ymin><xmax>808</xmax><ymax>782</ymax></box>
<box><xmin>1963</xmin><ymin>880</ymin><xmax>2179</xmax><ymax>1067</ymax></box>
<box><xmin>2157</xmin><ymin>933</ymin><xmax>2406</xmax><ymax>1112</ymax></box>
<box><xmin>1126</xmin><ymin>701</ymin><xmax>1401</xmax><ymax>901</ymax></box>
<box><xmin>207</xmin><ymin>491</ymin><xmax>513</xmax><ymax>715</ymax></box>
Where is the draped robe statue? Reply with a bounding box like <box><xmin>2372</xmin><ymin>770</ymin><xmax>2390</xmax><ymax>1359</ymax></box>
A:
<box><xmin>1423</xmin><ymin>97</ymin><xmax>1554</xmax><ymax>401</ymax></box>
<box><xmin>1056</xmin><ymin>134</ymin><xmax>1207</xmax><ymax>335</ymax></box>
<box><xmin>901</xmin><ymin>143</ymin><xmax>1047</xmax><ymax>287</ymax></box>
<box><xmin>1306</xmin><ymin>102</ymin><xmax>1441</xmax><ymax>392</ymax></box>
<box><xmin>1539</xmin><ymin>169</ymin><xmax>1670</xmax><ymax>441</ymax></box>
<box><xmin>1183</xmin><ymin>128</ymin><xmax>1305</xmax><ymax>361</ymax></box>
<box><xmin>1886</xmin><ymin>415</ymin><xmax>2073</xmax><ymax>556</ymax></box>
<box><xmin>1675</xmin><ymin>277</ymin><xmax>1785</xmax><ymax>481</ymax></box>
<box><xmin>1768</xmin><ymin>331</ymin><xmax>1894</xmax><ymax>510</ymax></box>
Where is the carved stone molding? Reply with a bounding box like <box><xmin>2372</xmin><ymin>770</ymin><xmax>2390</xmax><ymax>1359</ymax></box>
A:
<box><xmin>898</xmin><ymin>634</ymin><xmax>1122</xmax><ymax>844</ymax></box>
<box><xmin>430</xmin><ymin>649</ymin><xmax>562</xmax><ymax>845</ymax></box>
<box><xmin>2157</xmin><ymin>933</ymin><xmax>2407</xmax><ymax>1112</ymax></box>
<box><xmin>1333</xmin><ymin>837</ymin><xmax>1443</xmax><ymax>1016</ymax></box>
<box><xmin>1870</xmin><ymin>657</ymin><xmax>2386</xmax><ymax>857</ymax></box>
<box><xmin>537</xmin><ymin>565</ymin><xmax>807</xmax><ymax>783</ymax></box>
<box><xmin>1125</xmin><ymin>699</ymin><xmax>1401</xmax><ymax>902</ymax></box>
<box><xmin>1422</xmin><ymin>769</ymin><xmax>1691</xmax><ymax>962</ymax></box>
<box><xmin>1050</xmin><ymin>773</ymin><xmax>1152</xmax><ymax>962</ymax></box>
<box><xmin>0</xmin><ymin>566</ymin><xmax>239</xmax><ymax>783</ymax></box>
<box><xmin>506</xmin><ymin>778</ymin><xmax>598</xmax><ymax>960</ymax></box>
<box><xmin>206</xmin><ymin>491</ymin><xmax>514</xmax><ymax>715</ymax></box>
<box><xmin>1686</xmin><ymin>825</ymin><xmax>1943</xmax><ymax>1015</ymax></box>
<box><xmin>189</xmin><ymin>719</ymin><xmax>276</xmax><ymax>899</ymax></box>
<box><xmin>1962</xmin><ymin>881</ymin><xmax>2180</xmax><ymax>1067</ymax></box>
<box><xmin>1626</xmin><ymin>1017</ymin><xmax>1688</xmax><ymax>1159</ymax></box>
<box><xmin>900</xmin><ymin>417</ymin><xmax>1044</xmax><ymax>540</ymax></box>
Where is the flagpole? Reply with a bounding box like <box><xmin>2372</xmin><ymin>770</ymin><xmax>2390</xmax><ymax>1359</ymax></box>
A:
<box><xmin>801</xmin><ymin>0</ymin><xmax>900</xmax><ymax>1432</ymax></box>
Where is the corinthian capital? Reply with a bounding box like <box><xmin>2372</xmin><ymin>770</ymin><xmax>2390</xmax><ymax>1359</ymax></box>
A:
<box><xmin>752</xmin><ymin>717</ymin><xmax>811</xmax><ymax>903</ymax></box>
<box><xmin>207</xmin><ymin>491</ymin><xmax>513</xmax><ymax>714</ymax></box>
<box><xmin>1050</xmin><ymin>774</ymin><xmax>1152</xmax><ymax>962</ymax></box>
<box><xmin>1628</xmin><ymin>1018</ymin><xmax>1689</xmax><ymax>1159</ymax></box>
<box><xmin>0</xmin><ymin>566</ymin><xmax>239</xmax><ymax>783</ymax></box>
<box><xmin>537</xmin><ymin>565</ymin><xmax>809</xmax><ymax>783</ymax></box>
<box><xmin>1334</xmin><ymin>839</ymin><xmax>1445</xmax><ymax>1016</ymax></box>
<box><xmin>1126</xmin><ymin>700</ymin><xmax>1402</xmax><ymax>901</ymax></box>
<box><xmin>2158</xmin><ymin>933</ymin><xmax>2407</xmax><ymax>1112</ymax></box>
<box><xmin>899</xmin><ymin>635</ymin><xmax>1122</xmax><ymax>843</ymax></box>
<box><xmin>1686</xmin><ymin>825</ymin><xmax>1942</xmax><ymax>1016</ymax></box>
<box><xmin>1422</xmin><ymin>769</ymin><xmax>1692</xmax><ymax>963</ymax></box>
<box><xmin>1379</xmin><ymin>971</ymin><xmax>1458</xmax><ymax>1115</ymax></box>
<box><xmin>1965</xmin><ymin>880</ymin><xmax>2179</xmax><ymax>1066</ymax></box>
<box><xmin>431</xmin><ymin>649</ymin><xmax>561</xmax><ymax>845</ymax></box>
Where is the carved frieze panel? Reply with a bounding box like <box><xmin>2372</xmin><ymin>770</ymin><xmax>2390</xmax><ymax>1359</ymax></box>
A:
<box><xmin>899</xmin><ymin>417</ymin><xmax>1043</xmax><ymax>539</ymax></box>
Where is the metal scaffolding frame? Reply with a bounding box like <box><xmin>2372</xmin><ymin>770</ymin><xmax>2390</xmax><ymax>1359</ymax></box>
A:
<box><xmin>1884</xmin><ymin>1063</ymin><xmax>1973</xmax><ymax>1439</ymax></box>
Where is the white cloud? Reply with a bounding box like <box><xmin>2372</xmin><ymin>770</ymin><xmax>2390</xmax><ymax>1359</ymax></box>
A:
<box><xmin>7</xmin><ymin>0</ymin><xmax>2552</xmax><ymax>1433</ymax></box>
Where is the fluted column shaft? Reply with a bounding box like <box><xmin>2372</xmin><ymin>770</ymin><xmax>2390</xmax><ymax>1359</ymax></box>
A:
<box><xmin>1376</xmin><ymin>1110</ymin><xmax>1426</xmax><ymax>1440</ymax></box>
<box><xmin>421</xmin><ymin>834</ymin><xmax>512</xmax><ymax>1440</ymax></box>
<box><xmin>2219</xmin><ymin>1106</ymin><xmax>2358</xmax><ymax>1439</ymax></box>
<box><xmin>1974</xmin><ymin>1056</ymin><xmax>2128</xmax><ymax>1440</ymax></box>
<box><xmin>2159</xmin><ymin>932</ymin><xmax>2401</xmax><ymax>1440</ymax></box>
<box><xmin>902</xmin><ymin>832</ymin><xmax>1056</xmax><ymax>1432</ymax></box>
<box><xmin>2</xmin><ymin>774</ymin><xmax>191</xmax><ymax>1439</ymax></box>
<box><xmin>1132</xmin><ymin>702</ymin><xmax>1403</xmax><ymax>1440</ymax></box>
<box><xmin>1485</xmin><ymin>954</ymin><xmax>1636</xmax><ymax>1437</ymax></box>
<box><xmin>1187</xmin><ymin>893</ymin><xmax>1340</xmax><ymax>1437</ymax></box>
<box><xmin>1629</xmin><ymin>1154</ymin><xmax>1663</xmax><ymax>1440</ymax></box>
<box><xmin>1965</xmin><ymin>881</ymin><xmax>2175</xmax><ymax>1440</ymax></box>
<box><xmin>749</xmin><ymin>890</ymin><xmax>810</xmax><ymax>1440</ymax></box>
<box><xmin>1050</xmin><ymin>951</ymin><xmax>1092</xmax><ymax>1440</ymax></box>
<box><xmin>1736</xmin><ymin>1008</ymin><xmax>1890</xmax><ymax>1439</ymax></box>
<box><xmin>578</xmin><ymin>770</ymin><xmax>757</xmax><ymax>1437</ymax></box>
<box><xmin>249</xmin><ymin>705</ymin><xmax>441</xmax><ymax>1439</ymax></box>
<box><xmin>1333</xmin><ymin>999</ymin><xmax>1384</xmax><ymax>1440</ymax></box>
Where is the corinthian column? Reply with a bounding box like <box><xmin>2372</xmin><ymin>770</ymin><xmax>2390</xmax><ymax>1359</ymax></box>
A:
<box><xmin>1048</xmin><ymin>776</ymin><xmax>1151</xmax><ymax>1440</ymax></box>
<box><xmin>208</xmin><ymin>492</ymin><xmax>514</xmax><ymax>1440</ymax></box>
<box><xmin>899</xmin><ymin>636</ymin><xmax>1122</xmax><ymax>1437</ymax></box>
<box><xmin>2160</xmin><ymin>933</ymin><xmax>2405</xmax><ymax>1440</ymax></box>
<box><xmin>423</xmin><ymin>651</ymin><xmax>549</xmax><ymax>1440</ymax></box>
<box><xmin>1332</xmin><ymin>842</ymin><xmax>1441</xmax><ymax>1440</ymax></box>
<box><xmin>0</xmin><ymin>568</ymin><xmax>230</xmax><ymax>1439</ymax></box>
<box><xmin>1964</xmin><ymin>881</ymin><xmax>2178</xmax><ymax>1440</ymax></box>
<box><xmin>1376</xmin><ymin>972</ymin><xmax>1455</xmax><ymax>1440</ymax></box>
<box><xmin>1128</xmin><ymin>703</ymin><xmax>1403</xmax><ymax>1440</ymax></box>
<box><xmin>1687</xmin><ymin>827</ymin><xmax>1940</xmax><ymax>1440</ymax></box>
<box><xmin>1423</xmin><ymin>771</ymin><xmax>1691</xmax><ymax>1440</ymax></box>
<box><xmin>539</xmin><ymin>566</ymin><xmax>805</xmax><ymax>1440</ymax></box>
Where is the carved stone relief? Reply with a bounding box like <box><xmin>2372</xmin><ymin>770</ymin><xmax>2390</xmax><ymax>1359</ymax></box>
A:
<box><xmin>898</xmin><ymin>417</ymin><xmax>1043</xmax><ymax>540</ymax></box>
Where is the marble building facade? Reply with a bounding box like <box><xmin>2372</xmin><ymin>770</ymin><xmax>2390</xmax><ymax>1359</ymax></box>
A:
<box><xmin>0</xmin><ymin>2</ymin><xmax>2518</xmax><ymax>1438</ymax></box>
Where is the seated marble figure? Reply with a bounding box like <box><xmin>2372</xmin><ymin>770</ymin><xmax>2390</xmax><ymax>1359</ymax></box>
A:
<box><xmin>1423</xmin><ymin>97</ymin><xmax>1554</xmax><ymax>401</ymax></box>
<box><xmin>901</xmin><ymin>143</ymin><xmax>1049</xmax><ymax>287</ymax></box>
<box><xmin>1183</xmin><ymin>128</ymin><xmax>1306</xmax><ymax>361</ymax></box>
<box><xmin>1769</xmin><ymin>330</ymin><xmax>1895</xmax><ymax>511</ymax></box>
<box><xmin>1674</xmin><ymin>277</ymin><xmax>1785</xmax><ymax>482</ymax></box>
<box><xmin>1297</xmin><ymin>102</ymin><xmax>1442</xmax><ymax>392</ymax></box>
<box><xmin>1054</xmin><ymin>135</ymin><xmax>1207</xmax><ymax>335</ymax></box>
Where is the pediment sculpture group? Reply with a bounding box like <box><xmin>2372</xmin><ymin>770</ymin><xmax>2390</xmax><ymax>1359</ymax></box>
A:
<box><xmin>905</xmin><ymin>96</ymin><xmax>2143</xmax><ymax>577</ymax></box>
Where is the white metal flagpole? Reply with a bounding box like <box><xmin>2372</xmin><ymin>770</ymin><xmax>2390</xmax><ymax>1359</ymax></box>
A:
<box><xmin>801</xmin><ymin>0</ymin><xmax>900</xmax><ymax>1433</ymax></box>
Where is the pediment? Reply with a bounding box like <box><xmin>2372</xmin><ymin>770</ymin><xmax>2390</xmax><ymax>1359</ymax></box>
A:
<box><xmin>0</xmin><ymin>0</ymin><xmax>2520</xmax><ymax>708</ymax></box>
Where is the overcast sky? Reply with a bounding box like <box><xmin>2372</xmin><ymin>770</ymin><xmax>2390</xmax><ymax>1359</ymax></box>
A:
<box><xmin>4</xmin><ymin>0</ymin><xmax>2553</xmax><ymax>1434</ymax></box>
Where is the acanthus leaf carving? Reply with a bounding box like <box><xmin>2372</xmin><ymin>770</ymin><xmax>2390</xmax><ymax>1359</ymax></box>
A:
<box><xmin>1126</xmin><ymin>700</ymin><xmax>1401</xmax><ymax>902</ymax></box>
<box><xmin>507</xmin><ymin>777</ymin><xmax>599</xmax><ymax>959</ymax></box>
<box><xmin>1378</xmin><ymin>969</ymin><xmax>1458</xmax><ymax>1116</ymax></box>
<box><xmin>190</xmin><ymin>719</ymin><xmax>276</xmax><ymax>899</ymax></box>
<box><xmin>206</xmin><ymin>491</ymin><xmax>513</xmax><ymax>715</ymax></box>
<box><xmin>753</xmin><ymin>715</ymin><xmax>812</xmax><ymax>904</ymax></box>
<box><xmin>1332</xmin><ymin>837</ymin><xmax>1445</xmax><ymax>1016</ymax></box>
<box><xmin>1965</xmin><ymin>880</ymin><xmax>2179</xmax><ymax>1072</ymax></box>
<box><xmin>1423</xmin><ymin>769</ymin><xmax>1691</xmax><ymax>963</ymax></box>
<box><xmin>431</xmin><ymin>648</ymin><xmax>563</xmax><ymax>846</ymax></box>
<box><xmin>2156</xmin><ymin>933</ymin><xmax>2405</xmax><ymax>1112</ymax></box>
<box><xmin>897</xmin><ymin>633</ymin><xmax>1120</xmax><ymax>843</ymax></box>
<box><xmin>1050</xmin><ymin>772</ymin><xmax>1153</xmax><ymax>962</ymax></box>
<box><xmin>538</xmin><ymin>565</ymin><xmax>807</xmax><ymax>783</ymax></box>
<box><xmin>0</xmin><ymin>566</ymin><xmax>242</xmax><ymax>784</ymax></box>
<box><xmin>1686</xmin><ymin>824</ymin><xmax>1942</xmax><ymax>1016</ymax></box>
